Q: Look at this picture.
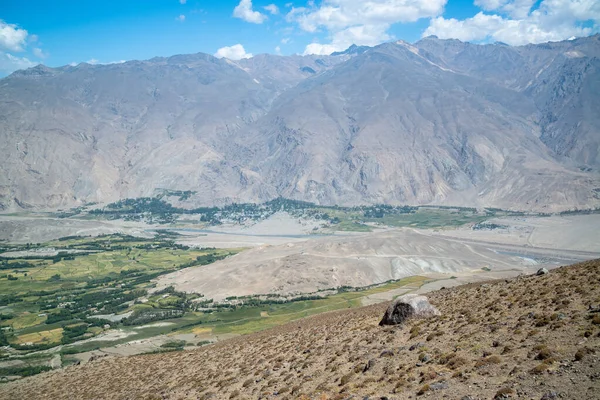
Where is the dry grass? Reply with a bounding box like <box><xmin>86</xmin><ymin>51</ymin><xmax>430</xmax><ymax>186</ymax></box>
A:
<box><xmin>2</xmin><ymin>259</ymin><xmax>599</xmax><ymax>400</ymax></box>
<box><xmin>12</xmin><ymin>328</ymin><xmax>63</xmax><ymax>345</ymax></box>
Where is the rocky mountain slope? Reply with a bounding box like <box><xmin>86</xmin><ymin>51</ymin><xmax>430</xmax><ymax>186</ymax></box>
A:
<box><xmin>0</xmin><ymin>36</ymin><xmax>599</xmax><ymax>211</ymax></box>
<box><xmin>2</xmin><ymin>259</ymin><xmax>598</xmax><ymax>399</ymax></box>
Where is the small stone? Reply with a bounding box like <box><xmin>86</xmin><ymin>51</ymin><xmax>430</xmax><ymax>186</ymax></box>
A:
<box><xmin>541</xmin><ymin>392</ymin><xmax>559</xmax><ymax>400</ymax></box>
<box><xmin>380</xmin><ymin>349</ymin><xmax>395</xmax><ymax>357</ymax></box>
<box><xmin>430</xmin><ymin>382</ymin><xmax>449</xmax><ymax>391</ymax></box>
<box><xmin>409</xmin><ymin>342</ymin><xmax>424</xmax><ymax>351</ymax></box>
<box><xmin>363</xmin><ymin>359</ymin><xmax>376</xmax><ymax>373</ymax></box>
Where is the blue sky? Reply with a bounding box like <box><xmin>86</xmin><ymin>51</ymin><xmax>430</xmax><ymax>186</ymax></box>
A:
<box><xmin>0</xmin><ymin>0</ymin><xmax>598</xmax><ymax>75</ymax></box>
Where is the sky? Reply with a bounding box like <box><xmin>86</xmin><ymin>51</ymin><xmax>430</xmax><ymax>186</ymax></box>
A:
<box><xmin>0</xmin><ymin>0</ymin><xmax>599</xmax><ymax>76</ymax></box>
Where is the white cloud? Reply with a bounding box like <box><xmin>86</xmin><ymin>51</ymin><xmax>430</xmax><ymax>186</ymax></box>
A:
<box><xmin>233</xmin><ymin>0</ymin><xmax>268</xmax><ymax>24</ymax></box>
<box><xmin>84</xmin><ymin>59</ymin><xmax>126</xmax><ymax>65</ymax></box>
<box><xmin>424</xmin><ymin>0</ymin><xmax>600</xmax><ymax>45</ymax></box>
<box><xmin>176</xmin><ymin>14</ymin><xmax>186</xmax><ymax>22</ymax></box>
<box><xmin>289</xmin><ymin>0</ymin><xmax>447</xmax><ymax>55</ymax></box>
<box><xmin>281</xmin><ymin>37</ymin><xmax>291</xmax><ymax>44</ymax></box>
<box><xmin>304</xmin><ymin>24</ymin><xmax>391</xmax><ymax>55</ymax></box>
<box><xmin>0</xmin><ymin>20</ymin><xmax>29</xmax><ymax>52</ymax></box>
<box><xmin>275</xmin><ymin>45</ymin><xmax>282</xmax><ymax>54</ymax></box>
<box><xmin>32</xmin><ymin>47</ymin><xmax>49</xmax><ymax>59</ymax></box>
<box><xmin>179</xmin><ymin>0</ymin><xmax>187</xmax><ymax>4</ymax></box>
<box><xmin>475</xmin><ymin>0</ymin><xmax>536</xmax><ymax>19</ymax></box>
<box><xmin>0</xmin><ymin>52</ymin><xmax>38</xmax><ymax>74</ymax></box>
<box><xmin>214</xmin><ymin>44</ymin><xmax>253</xmax><ymax>60</ymax></box>
<box><xmin>264</xmin><ymin>4</ymin><xmax>280</xmax><ymax>15</ymax></box>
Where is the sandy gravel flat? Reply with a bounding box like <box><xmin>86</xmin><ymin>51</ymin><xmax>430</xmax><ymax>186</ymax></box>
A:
<box><xmin>431</xmin><ymin>214</ymin><xmax>600</xmax><ymax>252</ymax></box>
<box><xmin>0</xmin><ymin>215</ymin><xmax>153</xmax><ymax>243</ymax></box>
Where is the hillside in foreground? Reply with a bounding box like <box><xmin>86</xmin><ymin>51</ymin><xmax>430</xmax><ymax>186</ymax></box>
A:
<box><xmin>1</xmin><ymin>260</ymin><xmax>599</xmax><ymax>400</ymax></box>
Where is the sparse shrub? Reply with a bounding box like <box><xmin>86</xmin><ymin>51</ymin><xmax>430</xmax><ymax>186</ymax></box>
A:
<box><xmin>394</xmin><ymin>378</ymin><xmax>408</xmax><ymax>393</ymax></box>
<box><xmin>534</xmin><ymin>346</ymin><xmax>553</xmax><ymax>360</ymax></box>
<box><xmin>494</xmin><ymin>387</ymin><xmax>515</xmax><ymax>398</ymax></box>
<box><xmin>575</xmin><ymin>347</ymin><xmax>595</xmax><ymax>361</ymax></box>
<box><xmin>419</xmin><ymin>368</ymin><xmax>437</xmax><ymax>382</ymax></box>
<box><xmin>592</xmin><ymin>315</ymin><xmax>600</xmax><ymax>325</ymax></box>
<box><xmin>417</xmin><ymin>384</ymin><xmax>430</xmax><ymax>395</ymax></box>
<box><xmin>340</xmin><ymin>373</ymin><xmax>353</xmax><ymax>386</ymax></box>
<box><xmin>475</xmin><ymin>355</ymin><xmax>501</xmax><ymax>368</ymax></box>
<box><xmin>410</xmin><ymin>325</ymin><xmax>421</xmax><ymax>339</ymax></box>
<box><xmin>438</xmin><ymin>352</ymin><xmax>467</xmax><ymax>370</ymax></box>
<box><xmin>531</xmin><ymin>363</ymin><xmax>549</xmax><ymax>374</ymax></box>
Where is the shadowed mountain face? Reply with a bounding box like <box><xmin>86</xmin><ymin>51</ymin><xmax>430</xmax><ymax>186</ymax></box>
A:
<box><xmin>0</xmin><ymin>36</ymin><xmax>599</xmax><ymax>211</ymax></box>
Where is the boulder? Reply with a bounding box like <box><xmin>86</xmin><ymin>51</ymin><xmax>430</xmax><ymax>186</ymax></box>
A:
<box><xmin>536</xmin><ymin>268</ymin><xmax>549</xmax><ymax>275</ymax></box>
<box><xmin>379</xmin><ymin>294</ymin><xmax>440</xmax><ymax>326</ymax></box>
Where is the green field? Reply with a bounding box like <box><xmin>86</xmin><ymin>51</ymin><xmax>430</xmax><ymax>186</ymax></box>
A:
<box><xmin>324</xmin><ymin>207</ymin><xmax>494</xmax><ymax>231</ymax></box>
<box><xmin>73</xmin><ymin>196</ymin><xmax>529</xmax><ymax>232</ymax></box>
<box><xmin>0</xmin><ymin>234</ymin><xmax>240</xmax><ymax>357</ymax></box>
<box><xmin>211</xmin><ymin>276</ymin><xmax>428</xmax><ymax>335</ymax></box>
<box><xmin>55</xmin><ymin>275</ymin><xmax>429</xmax><ymax>355</ymax></box>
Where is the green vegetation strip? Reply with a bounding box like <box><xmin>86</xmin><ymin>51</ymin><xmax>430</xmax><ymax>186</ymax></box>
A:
<box><xmin>182</xmin><ymin>276</ymin><xmax>428</xmax><ymax>336</ymax></box>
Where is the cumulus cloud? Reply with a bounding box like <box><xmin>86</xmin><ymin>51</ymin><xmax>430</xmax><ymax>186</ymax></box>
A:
<box><xmin>233</xmin><ymin>0</ymin><xmax>268</xmax><ymax>24</ymax></box>
<box><xmin>304</xmin><ymin>24</ymin><xmax>392</xmax><ymax>55</ymax></box>
<box><xmin>0</xmin><ymin>52</ymin><xmax>38</xmax><ymax>74</ymax></box>
<box><xmin>474</xmin><ymin>0</ymin><xmax>535</xmax><ymax>19</ymax></box>
<box><xmin>84</xmin><ymin>59</ymin><xmax>126</xmax><ymax>65</ymax></box>
<box><xmin>424</xmin><ymin>0</ymin><xmax>599</xmax><ymax>45</ymax></box>
<box><xmin>0</xmin><ymin>20</ymin><xmax>29</xmax><ymax>52</ymax></box>
<box><xmin>289</xmin><ymin>0</ymin><xmax>447</xmax><ymax>55</ymax></box>
<box><xmin>214</xmin><ymin>44</ymin><xmax>253</xmax><ymax>60</ymax></box>
<box><xmin>32</xmin><ymin>47</ymin><xmax>49</xmax><ymax>59</ymax></box>
<box><xmin>176</xmin><ymin>14</ymin><xmax>186</xmax><ymax>22</ymax></box>
<box><xmin>264</xmin><ymin>4</ymin><xmax>280</xmax><ymax>15</ymax></box>
<box><xmin>179</xmin><ymin>0</ymin><xmax>187</xmax><ymax>4</ymax></box>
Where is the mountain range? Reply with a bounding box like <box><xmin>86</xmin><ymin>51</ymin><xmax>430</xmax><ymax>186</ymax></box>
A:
<box><xmin>1</xmin><ymin>35</ymin><xmax>599</xmax><ymax>211</ymax></box>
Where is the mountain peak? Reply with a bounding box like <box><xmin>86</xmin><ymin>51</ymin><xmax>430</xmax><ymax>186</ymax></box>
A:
<box><xmin>331</xmin><ymin>44</ymin><xmax>370</xmax><ymax>56</ymax></box>
<box><xmin>9</xmin><ymin>64</ymin><xmax>56</xmax><ymax>78</ymax></box>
